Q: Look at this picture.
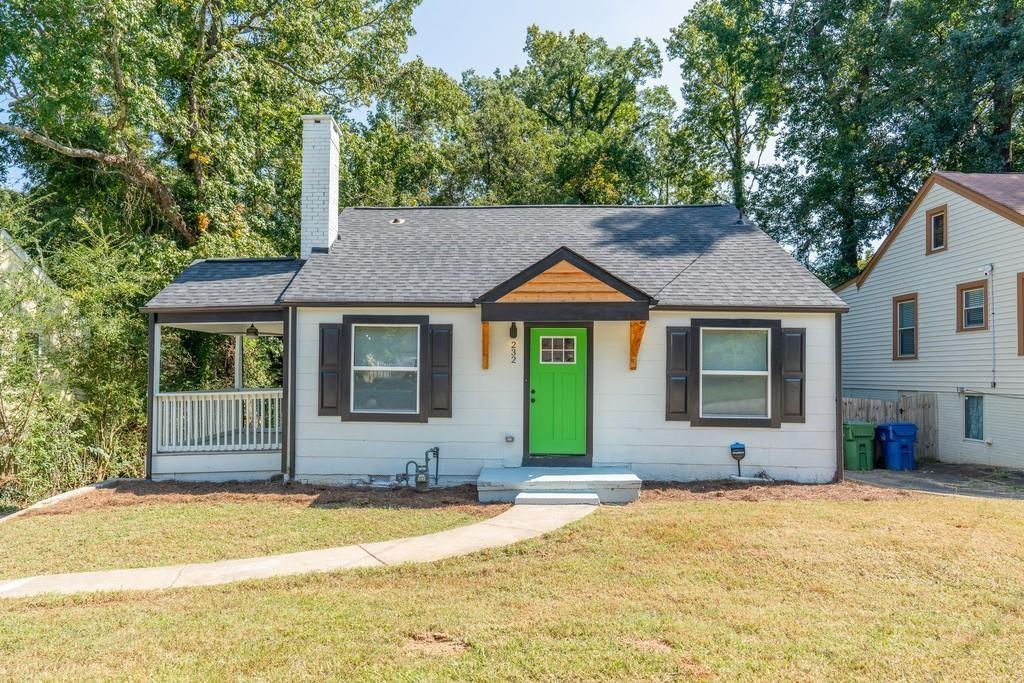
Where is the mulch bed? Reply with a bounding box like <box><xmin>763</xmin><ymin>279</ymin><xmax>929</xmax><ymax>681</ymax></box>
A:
<box><xmin>21</xmin><ymin>481</ymin><xmax>506</xmax><ymax>518</ymax></box>
<box><xmin>640</xmin><ymin>479</ymin><xmax>913</xmax><ymax>502</ymax></box>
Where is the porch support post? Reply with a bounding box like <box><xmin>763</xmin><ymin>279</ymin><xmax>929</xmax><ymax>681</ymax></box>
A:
<box><xmin>281</xmin><ymin>308</ymin><xmax>291</xmax><ymax>476</ymax></box>
<box><xmin>234</xmin><ymin>334</ymin><xmax>244</xmax><ymax>389</ymax></box>
<box><xmin>146</xmin><ymin>315</ymin><xmax>160</xmax><ymax>479</ymax></box>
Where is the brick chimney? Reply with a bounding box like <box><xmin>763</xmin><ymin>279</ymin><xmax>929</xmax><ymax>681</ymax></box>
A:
<box><xmin>299</xmin><ymin>115</ymin><xmax>340</xmax><ymax>259</ymax></box>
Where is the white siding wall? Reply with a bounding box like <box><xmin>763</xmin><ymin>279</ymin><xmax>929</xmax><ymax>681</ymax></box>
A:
<box><xmin>150</xmin><ymin>452</ymin><xmax>281</xmax><ymax>482</ymax></box>
<box><xmin>294</xmin><ymin>307</ymin><xmax>839</xmax><ymax>484</ymax></box>
<box><xmin>840</xmin><ymin>182</ymin><xmax>1024</xmax><ymax>467</ymax></box>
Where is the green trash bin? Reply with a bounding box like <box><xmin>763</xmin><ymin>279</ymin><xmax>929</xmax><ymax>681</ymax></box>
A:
<box><xmin>843</xmin><ymin>421</ymin><xmax>875</xmax><ymax>471</ymax></box>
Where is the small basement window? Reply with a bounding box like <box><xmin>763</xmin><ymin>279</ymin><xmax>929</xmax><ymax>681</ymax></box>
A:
<box><xmin>350</xmin><ymin>324</ymin><xmax>420</xmax><ymax>414</ymax></box>
<box><xmin>893</xmin><ymin>294</ymin><xmax>918</xmax><ymax>359</ymax></box>
<box><xmin>956</xmin><ymin>279</ymin><xmax>988</xmax><ymax>332</ymax></box>
<box><xmin>964</xmin><ymin>394</ymin><xmax>984</xmax><ymax>441</ymax></box>
<box><xmin>699</xmin><ymin>328</ymin><xmax>770</xmax><ymax>419</ymax></box>
<box><xmin>926</xmin><ymin>205</ymin><xmax>947</xmax><ymax>254</ymax></box>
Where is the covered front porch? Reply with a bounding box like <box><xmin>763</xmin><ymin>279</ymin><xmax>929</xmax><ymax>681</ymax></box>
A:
<box><xmin>144</xmin><ymin>307</ymin><xmax>294</xmax><ymax>480</ymax></box>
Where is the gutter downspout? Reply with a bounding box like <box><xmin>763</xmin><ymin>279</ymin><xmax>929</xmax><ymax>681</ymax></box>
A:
<box><xmin>988</xmin><ymin>265</ymin><xmax>996</xmax><ymax>388</ymax></box>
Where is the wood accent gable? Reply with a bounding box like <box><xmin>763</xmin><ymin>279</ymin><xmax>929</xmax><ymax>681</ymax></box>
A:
<box><xmin>481</xmin><ymin>321</ymin><xmax>490</xmax><ymax>370</ymax></box>
<box><xmin>955</xmin><ymin>278</ymin><xmax>989</xmax><ymax>333</ymax></box>
<box><xmin>628</xmin><ymin>320</ymin><xmax>646</xmax><ymax>370</ymax></box>
<box><xmin>497</xmin><ymin>260</ymin><xmax>634</xmax><ymax>303</ymax></box>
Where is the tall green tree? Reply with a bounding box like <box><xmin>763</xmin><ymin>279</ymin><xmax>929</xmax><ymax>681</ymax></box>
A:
<box><xmin>667</xmin><ymin>0</ymin><xmax>783</xmax><ymax>214</ymax></box>
<box><xmin>0</xmin><ymin>0</ymin><xmax>418</xmax><ymax>248</ymax></box>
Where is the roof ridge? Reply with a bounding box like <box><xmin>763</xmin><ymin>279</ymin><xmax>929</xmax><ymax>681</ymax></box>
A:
<box><xmin>201</xmin><ymin>256</ymin><xmax>298</xmax><ymax>263</ymax></box>
<box><xmin>346</xmin><ymin>203</ymin><xmax>730</xmax><ymax>210</ymax></box>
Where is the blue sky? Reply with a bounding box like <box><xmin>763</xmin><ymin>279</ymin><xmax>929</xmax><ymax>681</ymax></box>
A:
<box><xmin>406</xmin><ymin>0</ymin><xmax>693</xmax><ymax>95</ymax></box>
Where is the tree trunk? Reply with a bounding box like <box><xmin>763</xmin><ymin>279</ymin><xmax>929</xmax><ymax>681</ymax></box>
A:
<box><xmin>992</xmin><ymin>2</ymin><xmax>1016</xmax><ymax>171</ymax></box>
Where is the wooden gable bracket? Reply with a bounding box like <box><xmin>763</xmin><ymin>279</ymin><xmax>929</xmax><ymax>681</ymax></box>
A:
<box><xmin>481</xmin><ymin>321</ymin><xmax>490</xmax><ymax>370</ymax></box>
<box><xmin>629</xmin><ymin>320</ymin><xmax>646</xmax><ymax>370</ymax></box>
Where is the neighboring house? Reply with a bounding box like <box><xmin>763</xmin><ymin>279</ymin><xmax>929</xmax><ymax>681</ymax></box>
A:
<box><xmin>0</xmin><ymin>229</ymin><xmax>52</xmax><ymax>283</ymax></box>
<box><xmin>838</xmin><ymin>172</ymin><xmax>1024</xmax><ymax>468</ymax></box>
<box><xmin>141</xmin><ymin>115</ymin><xmax>847</xmax><ymax>494</ymax></box>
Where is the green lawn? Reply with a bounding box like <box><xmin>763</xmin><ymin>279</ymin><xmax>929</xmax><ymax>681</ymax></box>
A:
<box><xmin>0</xmin><ymin>483</ymin><xmax>499</xmax><ymax>579</ymax></box>
<box><xmin>1</xmin><ymin>484</ymin><xmax>1023</xmax><ymax>680</ymax></box>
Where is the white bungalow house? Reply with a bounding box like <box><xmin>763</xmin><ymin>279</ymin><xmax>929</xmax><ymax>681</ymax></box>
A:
<box><xmin>141</xmin><ymin>115</ymin><xmax>847</xmax><ymax>500</ymax></box>
<box><xmin>837</xmin><ymin>172</ymin><xmax>1024</xmax><ymax>469</ymax></box>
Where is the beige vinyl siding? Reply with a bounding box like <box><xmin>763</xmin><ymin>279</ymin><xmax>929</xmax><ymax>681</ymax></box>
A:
<box><xmin>841</xmin><ymin>182</ymin><xmax>1024</xmax><ymax>467</ymax></box>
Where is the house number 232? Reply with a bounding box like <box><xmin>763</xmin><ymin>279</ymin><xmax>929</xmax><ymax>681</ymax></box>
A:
<box><xmin>510</xmin><ymin>339</ymin><xmax>518</xmax><ymax>364</ymax></box>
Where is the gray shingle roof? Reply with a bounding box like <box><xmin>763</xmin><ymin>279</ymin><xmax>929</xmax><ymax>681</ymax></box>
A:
<box><xmin>144</xmin><ymin>258</ymin><xmax>301</xmax><ymax>311</ymax></box>
<box><xmin>280</xmin><ymin>205</ymin><xmax>845</xmax><ymax>310</ymax></box>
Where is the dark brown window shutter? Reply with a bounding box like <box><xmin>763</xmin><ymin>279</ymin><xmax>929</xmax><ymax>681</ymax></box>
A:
<box><xmin>428</xmin><ymin>324</ymin><xmax>453</xmax><ymax>417</ymax></box>
<box><xmin>665</xmin><ymin>326</ymin><xmax>691</xmax><ymax>420</ymax></box>
<box><xmin>318</xmin><ymin>323</ymin><xmax>343</xmax><ymax>416</ymax></box>
<box><xmin>780</xmin><ymin>328</ymin><xmax>806</xmax><ymax>423</ymax></box>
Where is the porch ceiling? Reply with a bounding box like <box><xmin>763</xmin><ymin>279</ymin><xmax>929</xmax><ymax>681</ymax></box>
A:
<box><xmin>163</xmin><ymin>321</ymin><xmax>284</xmax><ymax>336</ymax></box>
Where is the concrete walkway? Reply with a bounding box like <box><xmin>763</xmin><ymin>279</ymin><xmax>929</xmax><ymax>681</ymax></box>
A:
<box><xmin>0</xmin><ymin>504</ymin><xmax>595</xmax><ymax>599</ymax></box>
<box><xmin>847</xmin><ymin>462</ymin><xmax>1024</xmax><ymax>500</ymax></box>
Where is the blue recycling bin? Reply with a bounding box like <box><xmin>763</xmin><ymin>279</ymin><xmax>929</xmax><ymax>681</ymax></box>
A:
<box><xmin>876</xmin><ymin>423</ymin><xmax>918</xmax><ymax>471</ymax></box>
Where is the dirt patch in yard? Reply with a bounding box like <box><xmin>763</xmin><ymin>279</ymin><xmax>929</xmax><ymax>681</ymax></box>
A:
<box><xmin>403</xmin><ymin>632</ymin><xmax>469</xmax><ymax>657</ymax></box>
<box><xmin>20</xmin><ymin>480</ymin><xmax>507</xmax><ymax>518</ymax></box>
<box><xmin>640</xmin><ymin>479</ymin><xmax>912</xmax><ymax>503</ymax></box>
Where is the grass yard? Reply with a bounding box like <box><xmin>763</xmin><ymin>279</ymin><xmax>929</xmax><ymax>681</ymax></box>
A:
<box><xmin>0</xmin><ymin>481</ymin><xmax>502</xmax><ymax>579</ymax></box>
<box><xmin>2</xmin><ymin>481</ymin><xmax>1024</xmax><ymax>681</ymax></box>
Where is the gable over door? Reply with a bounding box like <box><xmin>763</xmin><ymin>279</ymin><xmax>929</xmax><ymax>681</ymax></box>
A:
<box><xmin>499</xmin><ymin>260</ymin><xmax>632</xmax><ymax>302</ymax></box>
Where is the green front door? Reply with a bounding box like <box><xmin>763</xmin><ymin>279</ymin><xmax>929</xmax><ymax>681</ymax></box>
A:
<box><xmin>528</xmin><ymin>327</ymin><xmax>588</xmax><ymax>456</ymax></box>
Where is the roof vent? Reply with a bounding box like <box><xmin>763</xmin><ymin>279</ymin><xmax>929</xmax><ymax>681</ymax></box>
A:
<box><xmin>390</xmin><ymin>217</ymin><xmax>406</xmax><ymax>225</ymax></box>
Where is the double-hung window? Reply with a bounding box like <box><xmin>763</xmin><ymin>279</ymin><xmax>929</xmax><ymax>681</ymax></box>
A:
<box><xmin>699</xmin><ymin>328</ymin><xmax>770</xmax><ymax>419</ymax></box>
<box><xmin>893</xmin><ymin>294</ymin><xmax>918</xmax><ymax>359</ymax></box>
<box><xmin>351</xmin><ymin>324</ymin><xmax>420</xmax><ymax>414</ymax></box>
<box><xmin>956</xmin><ymin>279</ymin><xmax>988</xmax><ymax>332</ymax></box>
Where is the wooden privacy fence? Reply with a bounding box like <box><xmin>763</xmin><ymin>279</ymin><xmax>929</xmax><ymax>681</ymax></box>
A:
<box><xmin>842</xmin><ymin>393</ymin><xmax>937</xmax><ymax>460</ymax></box>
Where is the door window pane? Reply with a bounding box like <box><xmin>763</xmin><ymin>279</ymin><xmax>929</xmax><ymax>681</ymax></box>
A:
<box><xmin>964</xmin><ymin>395</ymin><xmax>983</xmax><ymax>440</ymax></box>
<box><xmin>539</xmin><ymin>336</ymin><xmax>577</xmax><ymax>364</ymax></box>
<box><xmin>701</xmin><ymin>329</ymin><xmax>768</xmax><ymax>371</ymax></box>
<box><xmin>702</xmin><ymin>375</ymin><xmax>769</xmax><ymax>417</ymax></box>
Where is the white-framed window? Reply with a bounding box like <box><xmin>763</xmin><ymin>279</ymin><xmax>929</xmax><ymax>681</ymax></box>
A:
<box><xmin>893</xmin><ymin>294</ymin><xmax>917</xmax><ymax>359</ymax></box>
<box><xmin>699</xmin><ymin>327</ymin><xmax>770</xmax><ymax>419</ymax></box>
<box><xmin>962</xmin><ymin>287</ymin><xmax>985</xmax><ymax>329</ymax></box>
<box><xmin>964</xmin><ymin>394</ymin><xmax>984</xmax><ymax>441</ymax></box>
<box><xmin>540</xmin><ymin>336</ymin><xmax>576</xmax><ymax>364</ymax></box>
<box><xmin>350</xmin><ymin>323</ymin><xmax>420</xmax><ymax>414</ymax></box>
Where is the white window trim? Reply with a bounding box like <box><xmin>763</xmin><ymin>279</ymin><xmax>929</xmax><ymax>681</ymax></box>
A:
<box><xmin>963</xmin><ymin>393</ymin><xmax>984</xmax><ymax>442</ymax></box>
<box><xmin>961</xmin><ymin>287</ymin><xmax>985</xmax><ymax>329</ymax></box>
<box><xmin>538</xmin><ymin>335</ymin><xmax>578</xmax><ymax>365</ymax></box>
<box><xmin>350</xmin><ymin>323</ymin><xmax>420</xmax><ymax>414</ymax></box>
<box><xmin>897</xmin><ymin>300</ymin><xmax>916</xmax><ymax>357</ymax></box>
<box><xmin>698</xmin><ymin>327</ymin><xmax>771</xmax><ymax>420</ymax></box>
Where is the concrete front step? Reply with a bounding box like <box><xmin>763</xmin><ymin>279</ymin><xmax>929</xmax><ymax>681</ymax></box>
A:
<box><xmin>478</xmin><ymin>466</ymin><xmax>641</xmax><ymax>504</ymax></box>
<box><xmin>514</xmin><ymin>492</ymin><xmax>601</xmax><ymax>506</ymax></box>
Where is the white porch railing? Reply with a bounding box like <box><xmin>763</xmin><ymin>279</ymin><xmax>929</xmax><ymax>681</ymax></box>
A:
<box><xmin>155</xmin><ymin>389</ymin><xmax>283</xmax><ymax>453</ymax></box>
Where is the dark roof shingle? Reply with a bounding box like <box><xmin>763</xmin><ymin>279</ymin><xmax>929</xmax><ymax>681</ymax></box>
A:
<box><xmin>144</xmin><ymin>258</ymin><xmax>301</xmax><ymax>311</ymax></box>
<box><xmin>936</xmin><ymin>172</ymin><xmax>1024</xmax><ymax>216</ymax></box>
<box><xmin>280</xmin><ymin>205</ymin><xmax>845</xmax><ymax>310</ymax></box>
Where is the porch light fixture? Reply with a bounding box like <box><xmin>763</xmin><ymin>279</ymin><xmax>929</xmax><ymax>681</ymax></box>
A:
<box><xmin>245</xmin><ymin>324</ymin><xmax>259</xmax><ymax>338</ymax></box>
<box><xmin>509</xmin><ymin>322</ymin><xmax>518</xmax><ymax>339</ymax></box>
